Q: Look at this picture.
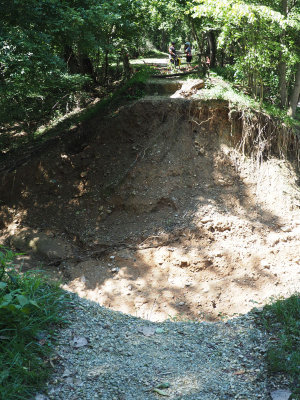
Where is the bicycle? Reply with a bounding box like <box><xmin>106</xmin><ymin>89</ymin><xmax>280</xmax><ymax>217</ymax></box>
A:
<box><xmin>168</xmin><ymin>56</ymin><xmax>182</xmax><ymax>72</ymax></box>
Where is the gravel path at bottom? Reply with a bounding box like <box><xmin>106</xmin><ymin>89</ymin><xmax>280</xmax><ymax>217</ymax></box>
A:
<box><xmin>45</xmin><ymin>295</ymin><xmax>270</xmax><ymax>400</ymax></box>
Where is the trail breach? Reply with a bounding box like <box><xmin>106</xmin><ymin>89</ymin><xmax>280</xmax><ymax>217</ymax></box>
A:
<box><xmin>1</xmin><ymin>96</ymin><xmax>299</xmax><ymax>322</ymax></box>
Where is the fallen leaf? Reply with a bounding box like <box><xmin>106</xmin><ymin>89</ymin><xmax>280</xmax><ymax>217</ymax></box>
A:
<box><xmin>270</xmin><ymin>389</ymin><xmax>292</xmax><ymax>400</ymax></box>
<box><xmin>233</xmin><ymin>369</ymin><xmax>246</xmax><ymax>375</ymax></box>
<box><xmin>137</xmin><ymin>326</ymin><xmax>156</xmax><ymax>337</ymax></box>
<box><xmin>49</xmin><ymin>355</ymin><xmax>59</xmax><ymax>368</ymax></box>
<box><xmin>71</xmin><ymin>336</ymin><xmax>88</xmax><ymax>348</ymax></box>
<box><xmin>153</xmin><ymin>388</ymin><xmax>170</xmax><ymax>396</ymax></box>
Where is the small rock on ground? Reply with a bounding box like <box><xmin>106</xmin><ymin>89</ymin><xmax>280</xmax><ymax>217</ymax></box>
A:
<box><xmin>45</xmin><ymin>294</ymin><xmax>271</xmax><ymax>400</ymax></box>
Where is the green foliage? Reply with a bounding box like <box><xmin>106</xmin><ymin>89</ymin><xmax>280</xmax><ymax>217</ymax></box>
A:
<box><xmin>130</xmin><ymin>65</ymin><xmax>157</xmax><ymax>83</ymax></box>
<box><xmin>0</xmin><ymin>64</ymin><xmax>156</xmax><ymax>160</ymax></box>
<box><xmin>195</xmin><ymin>75</ymin><xmax>260</xmax><ymax>110</ymax></box>
<box><xmin>145</xmin><ymin>0</ymin><xmax>190</xmax><ymax>52</ymax></box>
<box><xmin>0</xmin><ymin>0</ymin><xmax>193</xmax><ymax>129</ymax></box>
<box><xmin>1</xmin><ymin>0</ymin><xmax>299</xmax><ymax>132</ymax></box>
<box><xmin>0</xmin><ymin>247</ymin><xmax>69</xmax><ymax>400</ymax></box>
<box><xmin>193</xmin><ymin>73</ymin><xmax>300</xmax><ymax>131</ymax></box>
<box><xmin>191</xmin><ymin>0</ymin><xmax>300</xmax><ymax>111</ymax></box>
<box><xmin>0</xmin><ymin>27</ymin><xmax>90</xmax><ymax>124</ymax></box>
<box><xmin>0</xmin><ymin>0</ymin><xmax>157</xmax><ymax>127</ymax></box>
<box><xmin>259</xmin><ymin>294</ymin><xmax>300</xmax><ymax>395</ymax></box>
<box><xmin>211</xmin><ymin>66</ymin><xmax>236</xmax><ymax>82</ymax></box>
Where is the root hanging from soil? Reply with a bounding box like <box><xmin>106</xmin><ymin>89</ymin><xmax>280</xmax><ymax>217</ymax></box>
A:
<box><xmin>1</xmin><ymin>97</ymin><xmax>300</xmax><ymax>322</ymax></box>
<box><xmin>237</xmin><ymin>109</ymin><xmax>300</xmax><ymax>165</ymax></box>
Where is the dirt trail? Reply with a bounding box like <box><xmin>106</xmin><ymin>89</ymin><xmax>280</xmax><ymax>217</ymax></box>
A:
<box><xmin>1</xmin><ymin>93</ymin><xmax>300</xmax><ymax>322</ymax></box>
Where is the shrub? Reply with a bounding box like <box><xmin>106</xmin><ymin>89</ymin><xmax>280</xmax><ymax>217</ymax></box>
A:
<box><xmin>259</xmin><ymin>294</ymin><xmax>300</xmax><ymax>397</ymax></box>
<box><xmin>0</xmin><ymin>247</ymin><xmax>68</xmax><ymax>399</ymax></box>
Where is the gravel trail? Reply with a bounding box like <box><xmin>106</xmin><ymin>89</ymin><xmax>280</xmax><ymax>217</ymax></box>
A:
<box><xmin>45</xmin><ymin>295</ymin><xmax>271</xmax><ymax>400</ymax></box>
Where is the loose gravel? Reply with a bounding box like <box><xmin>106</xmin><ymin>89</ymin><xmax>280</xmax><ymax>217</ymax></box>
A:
<box><xmin>44</xmin><ymin>294</ymin><xmax>272</xmax><ymax>400</ymax></box>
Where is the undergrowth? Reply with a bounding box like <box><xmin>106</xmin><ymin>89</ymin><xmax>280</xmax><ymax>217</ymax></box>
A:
<box><xmin>0</xmin><ymin>65</ymin><xmax>155</xmax><ymax>162</ymax></box>
<box><xmin>196</xmin><ymin>73</ymin><xmax>300</xmax><ymax>131</ymax></box>
<box><xmin>259</xmin><ymin>294</ymin><xmax>300</xmax><ymax>398</ymax></box>
<box><xmin>0</xmin><ymin>247</ymin><xmax>69</xmax><ymax>400</ymax></box>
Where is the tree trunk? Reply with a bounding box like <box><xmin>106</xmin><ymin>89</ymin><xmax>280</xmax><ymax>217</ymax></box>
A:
<box><xmin>278</xmin><ymin>0</ymin><xmax>288</xmax><ymax>108</ymax></box>
<box><xmin>190</xmin><ymin>18</ymin><xmax>202</xmax><ymax>52</ymax></box>
<box><xmin>122</xmin><ymin>51</ymin><xmax>131</xmax><ymax>80</ymax></box>
<box><xmin>79</xmin><ymin>55</ymin><xmax>95</xmax><ymax>82</ymax></box>
<box><xmin>207</xmin><ymin>31</ymin><xmax>216</xmax><ymax>68</ymax></box>
<box><xmin>278</xmin><ymin>60</ymin><xmax>287</xmax><ymax>108</ymax></box>
<box><xmin>281</xmin><ymin>0</ymin><xmax>287</xmax><ymax>16</ymax></box>
<box><xmin>190</xmin><ymin>17</ymin><xmax>208</xmax><ymax>75</ymax></box>
<box><xmin>103</xmin><ymin>49</ymin><xmax>109</xmax><ymax>84</ymax></box>
<box><xmin>220</xmin><ymin>49</ymin><xmax>225</xmax><ymax>67</ymax></box>
<box><xmin>288</xmin><ymin>63</ymin><xmax>300</xmax><ymax>118</ymax></box>
<box><xmin>190</xmin><ymin>17</ymin><xmax>204</xmax><ymax>66</ymax></box>
<box><xmin>161</xmin><ymin>29</ymin><xmax>168</xmax><ymax>52</ymax></box>
<box><xmin>64</xmin><ymin>45</ymin><xmax>80</xmax><ymax>74</ymax></box>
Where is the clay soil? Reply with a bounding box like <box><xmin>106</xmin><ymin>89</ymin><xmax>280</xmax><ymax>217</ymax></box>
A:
<box><xmin>1</xmin><ymin>97</ymin><xmax>300</xmax><ymax>322</ymax></box>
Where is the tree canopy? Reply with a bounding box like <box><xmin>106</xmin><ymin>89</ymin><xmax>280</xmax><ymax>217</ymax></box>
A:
<box><xmin>0</xmin><ymin>0</ymin><xmax>299</xmax><ymax>125</ymax></box>
<box><xmin>191</xmin><ymin>0</ymin><xmax>300</xmax><ymax>115</ymax></box>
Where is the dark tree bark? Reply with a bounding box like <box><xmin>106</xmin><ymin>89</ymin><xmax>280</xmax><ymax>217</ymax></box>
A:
<box><xmin>79</xmin><ymin>55</ymin><xmax>95</xmax><ymax>82</ymax></box>
<box><xmin>207</xmin><ymin>31</ymin><xmax>216</xmax><ymax>68</ymax></box>
<box><xmin>190</xmin><ymin>17</ymin><xmax>204</xmax><ymax>69</ymax></box>
<box><xmin>64</xmin><ymin>45</ymin><xmax>95</xmax><ymax>81</ymax></box>
<box><xmin>278</xmin><ymin>60</ymin><xmax>288</xmax><ymax>108</ymax></box>
<box><xmin>122</xmin><ymin>51</ymin><xmax>131</xmax><ymax>80</ymax></box>
<box><xmin>190</xmin><ymin>17</ymin><xmax>203</xmax><ymax>54</ymax></box>
<box><xmin>103</xmin><ymin>49</ymin><xmax>109</xmax><ymax>84</ymax></box>
<box><xmin>288</xmin><ymin>63</ymin><xmax>300</xmax><ymax>118</ymax></box>
<box><xmin>220</xmin><ymin>49</ymin><xmax>225</xmax><ymax>67</ymax></box>
<box><xmin>278</xmin><ymin>0</ymin><xmax>288</xmax><ymax>108</ymax></box>
<box><xmin>64</xmin><ymin>45</ymin><xmax>80</xmax><ymax>74</ymax></box>
<box><xmin>161</xmin><ymin>29</ymin><xmax>168</xmax><ymax>52</ymax></box>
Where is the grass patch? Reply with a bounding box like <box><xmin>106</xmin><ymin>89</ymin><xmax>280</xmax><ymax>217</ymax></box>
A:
<box><xmin>195</xmin><ymin>74</ymin><xmax>261</xmax><ymax>111</ymax></box>
<box><xmin>258</xmin><ymin>294</ymin><xmax>300</xmax><ymax>397</ymax></box>
<box><xmin>0</xmin><ymin>247</ymin><xmax>69</xmax><ymax>400</ymax></box>
<box><xmin>194</xmin><ymin>74</ymin><xmax>300</xmax><ymax>130</ymax></box>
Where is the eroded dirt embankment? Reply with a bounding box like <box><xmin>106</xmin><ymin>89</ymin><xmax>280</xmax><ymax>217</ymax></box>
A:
<box><xmin>1</xmin><ymin>98</ymin><xmax>300</xmax><ymax>321</ymax></box>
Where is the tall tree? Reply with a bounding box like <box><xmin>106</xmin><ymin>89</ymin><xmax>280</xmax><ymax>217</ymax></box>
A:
<box><xmin>288</xmin><ymin>64</ymin><xmax>300</xmax><ymax>117</ymax></box>
<box><xmin>191</xmin><ymin>0</ymin><xmax>300</xmax><ymax>115</ymax></box>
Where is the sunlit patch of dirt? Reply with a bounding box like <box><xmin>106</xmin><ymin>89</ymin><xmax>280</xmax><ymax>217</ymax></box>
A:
<box><xmin>1</xmin><ymin>98</ymin><xmax>300</xmax><ymax>321</ymax></box>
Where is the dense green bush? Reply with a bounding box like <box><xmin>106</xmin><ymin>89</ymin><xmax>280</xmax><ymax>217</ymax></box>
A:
<box><xmin>0</xmin><ymin>28</ymin><xmax>90</xmax><ymax>124</ymax></box>
<box><xmin>260</xmin><ymin>294</ymin><xmax>300</xmax><ymax>397</ymax></box>
<box><xmin>0</xmin><ymin>247</ymin><xmax>68</xmax><ymax>400</ymax></box>
<box><xmin>211</xmin><ymin>66</ymin><xmax>235</xmax><ymax>82</ymax></box>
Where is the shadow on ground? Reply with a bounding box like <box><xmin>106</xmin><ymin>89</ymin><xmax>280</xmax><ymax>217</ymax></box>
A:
<box><xmin>1</xmin><ymin>97</ymin><xmax>300</xmax><ymax>321</ymax></box>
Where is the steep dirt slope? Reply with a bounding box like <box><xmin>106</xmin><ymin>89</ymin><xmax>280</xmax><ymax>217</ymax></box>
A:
<box><xmin>1</xmin><ymin>97</ymin><xmax>299</xmax><ymax>321</ymax></box>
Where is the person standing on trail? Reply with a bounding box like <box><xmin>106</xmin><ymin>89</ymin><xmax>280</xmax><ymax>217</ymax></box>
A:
<box><xmin>169</xmin><ymin>41</ymin><xmax>178</xmax><ymax>68</ymax></box>
<box><xmin>184</xmin><ymin>42</ymin><xmax>192</xmax><ymax>69</ymax></box>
